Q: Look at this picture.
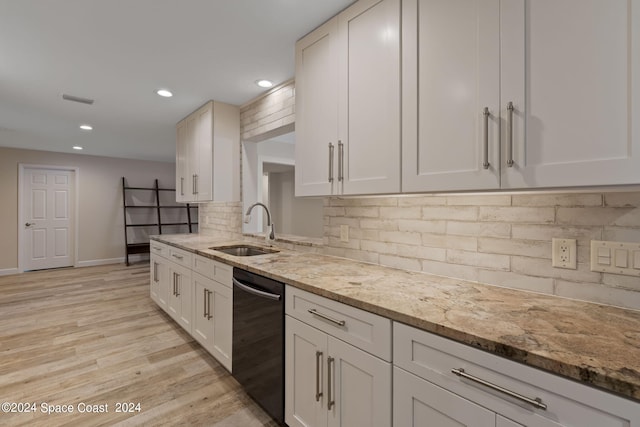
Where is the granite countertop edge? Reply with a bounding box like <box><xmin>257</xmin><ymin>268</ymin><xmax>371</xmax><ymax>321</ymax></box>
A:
<box><xmin>150</xmin><ymin>234</ymin><xmax>640</xmax><ymax>402</ymax></box>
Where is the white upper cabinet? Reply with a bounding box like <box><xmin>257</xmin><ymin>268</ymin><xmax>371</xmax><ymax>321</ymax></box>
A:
<box><xmin>295</xmin><ymin>18</ymin><xmax>339</xmax><ymax>197</ymax></box>
<box><xmin>501</xmin><ymin>0</ymin><xmax>640</xmax><ymax>188</ymax></box>
<box><xmin>175</xmin><ymin>101</ymin><xmax>240</xmax><ymax>203</ymax></box>
<box><xmin>296</xmin><ymin>0</ymin><xmax>401</xmax><ymax>196</ymax></box>
<box><xmin>402</xmin><ymin>0</ymin><xmax>501</xmax><ymax>192</ymax></box>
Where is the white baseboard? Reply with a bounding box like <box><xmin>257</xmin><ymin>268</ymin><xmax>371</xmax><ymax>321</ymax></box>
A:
<box><xmin>0</xmin><ymin>268</ymin><xmax>19</xmax><ymax>277</ymax></box>
<box><xmin>76</xmin><ymin>254</ymin><xmax>149</xmax><ymax>267</ymax></box>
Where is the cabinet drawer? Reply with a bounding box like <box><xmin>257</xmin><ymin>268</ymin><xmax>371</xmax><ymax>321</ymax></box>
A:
<box><xmin>167</xmin><ymin>246</ymin><xmax>192</xmax><ymax>268</ymax></box>
<box><xmin>286</xmin><ymin>286</ymin><xmax>391</xmax><ymax>361</ymax></box>
<box><xmin>192</xmin><ymin>255</ymin><xmax>232</xmax><ymax>286</ymax></box>
<box><xmin>394</xmin><ymin>322</ymin><xmax>639</xmax><ymax>427</ymax></box>
<box><xmin>150</xmin><ymin>241</ymin><xmax>169</xmax><ymax>258</ymax></box>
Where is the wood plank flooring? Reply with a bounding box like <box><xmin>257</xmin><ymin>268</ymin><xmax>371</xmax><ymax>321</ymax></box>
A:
<box><xmin>0</xmin><ymin>263</ymin><xmax>278</xmax><ymax>427</ymax></box>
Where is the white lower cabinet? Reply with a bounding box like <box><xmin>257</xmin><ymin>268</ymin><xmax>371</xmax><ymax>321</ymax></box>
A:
<box><xmin>285</xmin><ymin>287</ymin><xmax>392</xmax><ymax>427</ymax></box>
<box><xmin>192</xmin><ymin>271</ymin><xmax>232</xmax><ymax>372</ymax></box>
<box><xmin>166</xmin><ymin>262</ymin><xmax>192</xmax><ymax>334</ymax></box>
<box><xmin>149</xmin><ymin>241</ymin><xmax>232</xmax><ymax>371</ymax></box>
<box><xmin>150</xmin><ymin>253</ymin><xmax>169</xmax><ymax>310</ymax></box>
<box><xmin>393</xmin><ymin>322</ymin><xmax>640</xmax><ymax>427</ymax></box>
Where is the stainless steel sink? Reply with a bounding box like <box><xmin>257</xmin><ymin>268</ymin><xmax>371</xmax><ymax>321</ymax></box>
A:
<box><xmin>211</xmin><ymin>244</ymin><xmax>279</xmax><ymax>257</ymax></box>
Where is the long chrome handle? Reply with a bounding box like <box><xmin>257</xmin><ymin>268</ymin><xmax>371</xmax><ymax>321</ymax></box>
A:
<box><xmin>180</xmin><ymin>177</ymin><xmax>184</xmax><ymax>196</ymax></box>
<box><xmin>175</xmin><ymin>273</ymin><xmax>180</xmax><ymax>297</ymax></box>
<box><xmin>506</xmin><ymin>102</ymin><xmax>515</xmax><ymax>167</ymax></box>
<box><xmin>327</xmin><ymin>356</ymin><xmax>335</xmax><ymax>410</ymax></box>
<box><xmin>194</xmin><ymin>174</ymin><xmax>198</xmax><ymax>194</ymax></box>
<box><xmin>482</xmin><ymin>107</ymin><xmax>490</xmax><ymax>169</ymax></box>
<box><xmin>207</xmin><ymin>289</ymin><xmax>212</xmax><ymax>320</ymax></box>
<box><xmin>232</xmin><ymin>277</ymin><xmax>281</xmax><ymax>301</ymax></box>
<box><xmin>338</xmin><ymin>140</ymin><xmax>344</xmax><ymax>182</ymax></box>
<box><xmin>192</xmin><ymin>174</ymin><xmax>196</xmax><ymax>195</ymax></box>
<box><xmin>25</xmin><ymin>222</ymin><xmax>35</xmax><ymax>227</ymax></box>
<box><xmin>315</xmin><ymin>351</ymin><xmax>323</xmax><ymax>402</ymax></box>
<box><xmin>152</xmin><ymin>245</ymin><xmax>161</xmax><ymax>251</ymax></box>
<box><xmin>203</xmin><ymin>289</ymin><xmax>208</xmax><ymax>318</ymax></box>
<box><xmin>451</xmin><ymin>368</ymin><xmax>547</xmax><ymax>410</ymax></box>
<box><xmin>172</xmin><ymin>272</ymin><xmax>177</xmax><ymax>296</ymax></box>
<box><xmin>172</xmin><ymin>254</ymin><xmax>183</xmax><ymax>260</ymax></box>
<box><xmin>153</xmin><ymin>262</ymin><xmax>158</xmax><ymax>283</ymax></box>
<box><xmin>308</xmin><ymin>309</ymin><xmax>346</xmax><ymax>327</ymax></box>
<box><xmin>328</xmin><ymin>143</ymin><xmax>334</xmax><ymax>183</ymax></box>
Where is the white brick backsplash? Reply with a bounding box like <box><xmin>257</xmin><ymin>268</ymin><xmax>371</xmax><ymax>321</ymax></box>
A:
<box><xmin>512</xmin><ymin>193</ymin><xmax>602</xmax><ymax>207</ymax></box>
<box><xmin>421</xmin><ymin>260</ymin><xmax>479</xmax><ymax>282</ymax></box>
<box><xmin>604</xmin><ymin>191</ymin><xmax>640</xmax><ymax>207</ymax></box>
<box><xmin>328</xmin><ymin>216</ymin><xmax>359</xmax><ymax>227</ymax></box>
<box><xmin>447</xmin><ymin>195</ymin><xmax>511</xmax><ymax>206</ymax></box>
<box><xmin>511</xmin><ymin>256</ymin><xmax>602</xmax><ymax>284</ymax></box>
<box><xmin>478</xmin><ymin>270</ymin><xmax>554</xmax><ymax>294</ymax></box>
<box><xmin>602</xmin><ymin>274</ymin><xmax>640</xmax><ymax>291</ymax></box>
<box><xmin>422</xmin><ymin>233</ymin><xmax>477</xmax><ymax>251</ymax></box>
<box><xmin>360</xmin><ymin>219</ymin><xmax>399</xmax><ymax>231</ymax></box>
<box><xmin>555</xmin><ymin>280</ymin><xmax>640</xmax><ymax>311</ymax></box>
<box><xmin>397</xmin><ymin>244</ymin><xmax>446</xmax><ymax>262</ymax></box>
<box><xmin>478</xmin><ymin>237</ymin><xmax>551</xmax><ymax>259</ymax></box>
<box><xmin>446</xmin><ymin>250</ymin><xmax>510</xmax><ymax>270</ymax></box>
<box><xmin>422</xmin><ymin>206</ymin><xmax>478</xmax><ymax>221</ymax></box>
<box><xmin>446</xmin><ymin>221</ymin><xmax>511</xmax><ymax>237</ymax></box>
<box><xmin>602</xmin><ymin>227</ymin><xmax>640</xmax><ymax>243</ymax></box>
<box><xmin>345</xmin><ymin>207</ymin><xmax>379</xmax><ymax>218</ymax></box>
<box><xmin>511</xmin><ymin>225</ymin><xmax>602</xmax><ymax>242</ymax></box>
<box><xmin>379</xmin><ymin>230</ymin><xmax>422</xmax><ymax>245</ymax></box>
<box><xmin>479</xmin><ymin>206</ymin><xmax>555</xmax><ymax>223</ymax></box>
<box><xmin>379</xmin><ymin>206</ymin><xmax>422</xmax><ymax>219</ymax></box>
<box><xmin>361</xmin><ymin>240</ymin><xmax>397</xmax><ymax>255</ymax></box>
<box><xmin>398</xmin><ymin>219</ymin><xmax>446</xmax><ymax>234</ymax></box>
<box><xmin>379</xmin><ymin>255</ymin><xmax>422</xmax><ymax>272</ymax></box>
<box><xmin>327</xmin><ymin>236</ymin><xmax>360</xmax><ymax>250</ymax></box>
<box><xmin>340</xmin><ymin>197</ymin><xmax>398</xmax><ymax>207</ymax></box>
<box><xmin>324</xmin><ymin>207</ymin><xmax>346</xmax><ymax>217</ymax></box>
<box><xmin>398</xmin><ymin>195</ymin><xmax>446</xmax><ymax>206</ymax></box>
<box><xmin>556</xmin><ymin>207</ymin><xmax>637</xmax><ymax>226</ymax></box>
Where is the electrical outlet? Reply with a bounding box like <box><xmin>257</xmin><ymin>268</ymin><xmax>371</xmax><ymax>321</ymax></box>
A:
<box><xmin>340</xmin><ymin>225</ymin><xmax>349</xmax><ymax>243</ymax></box>
<box><xmin>552</xmin><ymin>238</ymin><xmax>577</xmax><ymax>269</ymax></box>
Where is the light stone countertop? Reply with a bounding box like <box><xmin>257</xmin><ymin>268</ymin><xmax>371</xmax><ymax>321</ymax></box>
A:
<box><xmin>151</xmin><ymin>234</ymin><xmax>640</xmax><ymax>402</ymax></box>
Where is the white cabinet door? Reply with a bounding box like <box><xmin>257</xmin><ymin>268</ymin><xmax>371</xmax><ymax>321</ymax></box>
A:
<box><xmin>195</xmin><ymin>102</ymin><xmax>213</xmax><ymax>202</ymax></box>
<box><xmin>286</xmin><ymin>316</ymin><xmax>328</xmax><ymax>427</ymax></box>
<box><xmin>150</xmin><ymin>253</ymin><xmax>169</xmax><ymax>310</ymax></box>
<box><xmin>496</xmin><ymin>415</ymin><xmax>524</xmax><ymax>427</ymax></box>
<box><xmin>175</xmin><ymin>120</ymin><xmax>189</xmax><ymax>202</ymax></box>
<box><xmin>167</xmin><ymin>262</ymin><xmax>192</xmax><ymax>333</ymax></box>
<box><xmin>210</xmin><ymin>279</ymin><xmax>232</xmax><ymax>371</ymax></box>
<box><xmin>193</xmin><ymin>273</ymin><xmax>212</xmax><ymax>348</ymax></box>
<box><xmin>402</xmin><ymin>0</ymin><xmax>501</xmax><ymax>192</ymax></box>
<box><xmin>338</xmin><ymin>0</ymin><xmax>401</xmax><ymax>195</ymax></box>
<box><xmin>327</xmin><ymin>336</ymin><xmax>391</xmax><ymax>427</ymax></box>
<box><xmin>394</xmin><ymin>366</ymin><xmax>496</xmax><ymax>427</ymax></box>
<box><xmin>295</xmin><ymin>18</ymin><xmax>339</xmax><ymax>197</ymax></box>
<box><xmin>501</xmin><ymin>0</ymin><xmax>640</xmax><ymax>188</ymax></box>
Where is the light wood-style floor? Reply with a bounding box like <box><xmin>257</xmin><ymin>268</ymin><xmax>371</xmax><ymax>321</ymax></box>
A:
<box><xmin>0</xmin><ymin>263</ymin><xmax>278</xmax><ymax>427</ymax></box>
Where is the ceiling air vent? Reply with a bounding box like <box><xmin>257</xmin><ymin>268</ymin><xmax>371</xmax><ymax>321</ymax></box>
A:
<box><xmin>62</xmin><ymin>94</ymin><xmax>94</xmax><ymax>105</ymax></box>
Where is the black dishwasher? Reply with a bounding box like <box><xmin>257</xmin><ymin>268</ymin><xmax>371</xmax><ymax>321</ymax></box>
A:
<box><xmin>232</xmin><ymin>268</ymin><xmax>284</xmax><ymax>425</ymax></box>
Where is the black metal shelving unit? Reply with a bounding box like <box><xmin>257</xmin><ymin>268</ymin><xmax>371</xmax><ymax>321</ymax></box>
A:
<box><xmin>122</xmin><ymin>177</ymin><xmax>198</xmax><ymax>265</ymax></box>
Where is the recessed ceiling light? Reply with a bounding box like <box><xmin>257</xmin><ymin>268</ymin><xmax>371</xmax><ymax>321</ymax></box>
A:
<box><xmin>256</xmin><ymin>79</ymin><xmax>274</xmax><ymax>88</ymax></box>
<box><xmin>156</xmin><ymin>89</ymin><xmax>173</xmax><ymax>97</ymax></box>
<box><xmin>72</xmin><ymin>146</ymin><xmax>83</xmax><ymax>150</ymax></box>
<box><xmin>79</xmin><ymin>124</ymin><xmax>93</xmax><ymax>131</ymax></box>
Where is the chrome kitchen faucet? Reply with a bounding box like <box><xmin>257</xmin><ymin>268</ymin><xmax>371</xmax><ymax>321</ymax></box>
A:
<box><xmin>244</xmin><ymin>202</ymin><xmax>276</xmax><ymax>241</ymax></box>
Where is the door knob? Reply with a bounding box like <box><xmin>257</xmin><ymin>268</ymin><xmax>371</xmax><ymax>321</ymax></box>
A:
<box><xmin>25</xmin><ymin>222</ymin><xmax>35</xmax><ymax>227</ymax></box>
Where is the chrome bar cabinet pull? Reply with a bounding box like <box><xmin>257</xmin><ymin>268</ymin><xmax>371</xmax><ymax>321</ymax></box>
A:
<box><xmin>451</xmin><ymin>368</ymin><xmax>547</xmax><ymax>410</ymax></box>
<box><xmin>172</xmin><ymin>254</ymin><xmax>183</xmax><ymax>260</ymax></box>
<box><xmin>203</xmin><ymin>289</ymin><xmax>208</xmax><ymax>318</ymax></box>
<box><xmin>328</xmin><ymin>143</ymin><xmax>334</xmax><ymax>183</ymax></box>
<box><xmin>482</xmin><ymin>107</ymin><xmax>490</xmax><ymax>169</ymax></box>
<box><xmin>338</xmin><ymin>140</ymin><xmax>344</xmax><ymax>182</ymax></box>
<box><xmin>153</xmin><ymin>262</ymin><xmax>158</xmax><ymax>283</ymax></box>
<box><xmin>315</xmin><ymin>351</ymin><xmax>323</xmax><ymax>402</ymax></box>
<box><xmin>506</xmin><ymin>102</ymin><xmax>515</xmax><ymax>167</ymax></box>
<box><xmin>180</xmin><ymin>177</ymin><xmax>184</xmax><ymax>196</ymax></box>
<box><xmin>327</xmin><ymin>356</ymin><xmax>335</xmax><ymax>410</ymax></box>
<box><xmin>308</xmin><ymin>309</ymin><xmax>346</xmax><ymax>327</ymax></box>
<box><xmin>206</xmin><ymin>289</ymin><xmax>212</xmax><ymax>320</ymax></box>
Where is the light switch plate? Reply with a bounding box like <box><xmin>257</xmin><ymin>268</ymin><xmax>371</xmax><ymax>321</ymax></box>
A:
<box><xmin>590</xmin><ymin>240</ymin><xmax>640</xmax><ymax>276</ymax></box>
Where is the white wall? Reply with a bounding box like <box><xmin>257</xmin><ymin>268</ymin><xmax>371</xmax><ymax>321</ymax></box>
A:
<box><xmin>0</xmin><ymin>147</ymin><xmax>175</xmax><ymax>273</ymax></box>
<box><xmin>270</xmin><ymin>170</ymin><xmax>323</xmax><ymax>238</ymax></box>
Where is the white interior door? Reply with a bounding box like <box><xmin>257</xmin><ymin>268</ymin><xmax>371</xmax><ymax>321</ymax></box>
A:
<box><xmin>22</xmin><ymin>168</ymin><xmax>75</xmax><ymax>271</ymax></box>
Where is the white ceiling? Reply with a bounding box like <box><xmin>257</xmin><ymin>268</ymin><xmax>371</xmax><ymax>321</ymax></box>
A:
<box><xmin>0</xmin><ymin>0</ymin><xmax>354</xmax><ymax>162</ymax></box>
